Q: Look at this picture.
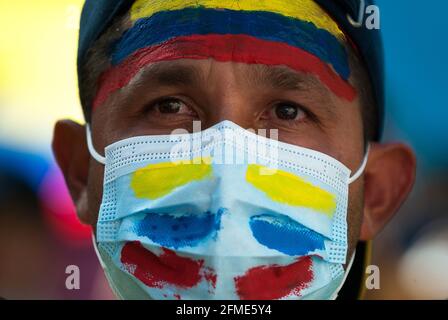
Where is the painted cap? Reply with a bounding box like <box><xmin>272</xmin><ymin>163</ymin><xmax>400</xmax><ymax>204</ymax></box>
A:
<box><xmin>77</xmin><ymin>0</ymin><xmax>384</xmax><ymax>141</ymax></box>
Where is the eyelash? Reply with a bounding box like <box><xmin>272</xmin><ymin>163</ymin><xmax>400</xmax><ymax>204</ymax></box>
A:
<box><xmin>269</xmin><ymin>101</ymin><xmax>318</xmax><ymax>123</ymax></box>
<box><xmin>143</xmin><ymin>96</ymin><xmax>195</xmax><ymax>114</ymax></box>
<box><xmin>141</xmin><ymin>96</ymin><xmax>320</xmax><ymax>126</ymax></box>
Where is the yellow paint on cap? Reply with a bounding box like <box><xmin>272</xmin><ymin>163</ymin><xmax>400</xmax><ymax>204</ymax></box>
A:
<box><xmin>246</xmin><ymin>164</ymin><xmax>337</xmax><ymax>217</ymax></box>
<box><xmin>131</xmin><ymin>157</ymin><xmax>212</xmax><ymax>200</ymax></box>
<box><xmin>131</xmin><ymin>0</ymin><xmax>345</xmax><ymax>40</ymax></box>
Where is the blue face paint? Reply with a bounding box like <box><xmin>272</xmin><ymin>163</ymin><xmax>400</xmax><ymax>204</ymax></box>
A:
<box><xmin>132</xmin><ymin>209</ymin><xmax>225</xmax><ymax>249</ymax></box>
<box><xmin>111</xmin><ymin>8</ymin><xmax>349</xmax><ymax>80</ymax></box>
<box><xmin>250</xmin><ymin>213</ymin><xmax>326</xmax><ymax>256</ymax></box>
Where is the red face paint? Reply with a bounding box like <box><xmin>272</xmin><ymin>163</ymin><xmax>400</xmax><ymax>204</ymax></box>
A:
<box><xmin>120</xmin><ymin>241</ymin><xmax>216</xmax><ymax>289</ymax></box>
<box><xmin>93</xmin><ymin>34</ymin><xmax>356</xmax><ymax>109</ymax></box>
<box><xmin>234</xmin><ymin>256</ymin><xmax>314</xmax><ymax>300</ymax></box>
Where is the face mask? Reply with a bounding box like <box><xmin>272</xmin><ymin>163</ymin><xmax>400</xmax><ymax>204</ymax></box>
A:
<box><xmin>87</xmin><ymin>120</ymin><xmax>369</xmax><ymax>300</ymax></box>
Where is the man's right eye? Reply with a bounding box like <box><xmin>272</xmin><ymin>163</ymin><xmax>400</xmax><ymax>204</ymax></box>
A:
<box><xmin>154</xmin><ymin>98</ymin><xmax>189</xmax><ymax>114</ymax></box>
<box><xmin>145</xmin><ymin>97</ymin><xmax>199</xmax><ymax>120</ymax></box>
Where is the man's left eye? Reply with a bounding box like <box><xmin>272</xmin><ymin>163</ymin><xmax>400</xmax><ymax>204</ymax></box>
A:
<box><xmin>271</xmin><ymin>103</ymin><xmax>307</xmax><ymax>121</ymax></box>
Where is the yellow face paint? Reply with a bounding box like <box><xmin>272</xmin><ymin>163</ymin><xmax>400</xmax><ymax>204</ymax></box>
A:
<box><xmin>246</xmin><ymin>164</ymin><xmax>337</xmax><ymax>217</ymax></box>
<box><xmin>131</xmin><ymin>0</ymin><xmax>345</xmax><ymax>40</ymax></box>
<box><xmin>131</xmin><ymin>157</ymin><xmax>212</xmax><ymax>200</ymax></box>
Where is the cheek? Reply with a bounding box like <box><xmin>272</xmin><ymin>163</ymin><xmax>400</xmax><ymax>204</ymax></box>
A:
<box><xmin>346</xmin><ymin>181</ymin><xmax>365</xmax><ymax>263</ymax></box>
<box><xmin>86</xmin><ymin>162</ymin><xmax>105</xmax><ymax>229</ymax></box>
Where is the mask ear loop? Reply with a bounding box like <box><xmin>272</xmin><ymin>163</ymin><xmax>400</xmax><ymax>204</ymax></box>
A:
<box><xmin>330</xmin><ymin>249</ymin><xmax>357</xmax><ymax>300</ymax></box>
<box><xmin>348</xmin><ymin>144</ymin><xmax>370</xmax><ymax>184</ymax></box>
<box><xmin>86</xmin><ymin>124</ymin><xmax>106</xmax><ymax>165</ymax></box>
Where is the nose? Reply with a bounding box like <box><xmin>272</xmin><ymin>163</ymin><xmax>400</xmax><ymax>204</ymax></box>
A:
<box><xmin>200</xmin><ymin>61</ymin><xmax>258</xmax><ymax>130</ymax></box>
<box><xmin>210</xmin><ymin>105</ymin><xmax>255</xmax><ymax>130</ymax></box>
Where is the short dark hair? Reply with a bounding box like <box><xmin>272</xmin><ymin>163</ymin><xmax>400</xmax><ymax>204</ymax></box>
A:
<box><xmin>79</xmin><ymin>11</ymin><xmax>378</xmax><ymax>143</ymax></box>
<box><xmin>78</xmin><ymin>13</ymin><xmax>131</xmax><ymax>121</ymax></box>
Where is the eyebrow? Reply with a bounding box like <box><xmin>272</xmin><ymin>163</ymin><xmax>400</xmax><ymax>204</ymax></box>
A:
<box><xmin>247</xmin><ymin>64</ymin><xmax>337</xmax><ymax>116</ymax></box>
<box><xmin>250</xmin><ymin>64</ymin><xmax>337</xmax><ymax>123</ymax></box>
<box><xmin>134</xmin><ymin>61</ymin><xmax>330</xmax><ymax>93</ymax></box>
<box><xmin>128</xmin><ymin>61</ymin><xmax>336</xmax><ymax>118</ymax></box>
<box><xmin>132</xmin><ymin>62</ymin><xmax>204</xmax><ymax>88</ymax></box>
<box><xmin>248</xmin><ymin>64</ymin><xmax>331</xmax><ymax>93</ymax></box>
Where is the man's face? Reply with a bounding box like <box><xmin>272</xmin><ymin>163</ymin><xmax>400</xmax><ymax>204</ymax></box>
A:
<box><xmin>84</xmin><ymin>0</ymin><xmax>367</xmax><ymax>262</ymax></box>
<box><xmin>88</xmin><ymin>58</ymin><xmax>365</xmax><ymax>261</ymax></box>
<box><xmin>53</xmin><ymin>0</ymin><xmax>416</xmax><ymax>294</ymax></box>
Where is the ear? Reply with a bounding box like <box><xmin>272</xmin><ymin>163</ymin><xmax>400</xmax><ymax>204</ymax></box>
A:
<box><xmin>360</xmin><ymin>142</ymin><xmax>417</xmax><ymax>240</ymax></box>
<box><xmin>52</xmin><ymin>120</ymin><xmax>91</xmax><ymax>225</ymax></box>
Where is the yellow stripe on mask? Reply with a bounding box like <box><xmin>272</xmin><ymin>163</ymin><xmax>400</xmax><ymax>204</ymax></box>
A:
<box><xmin>131</xmin><ymin>157</ymin><xmax>212</xmax><ymax>200</ymax></box>
<box><xmin>246</xmin><ymin>164</ymin><xmax>337</xmax><ymax>217</ymax></box>
<box><xmin>131</xmin><ymin>0</ymin><xmax>345</xmax><ymax>40</ymax></box>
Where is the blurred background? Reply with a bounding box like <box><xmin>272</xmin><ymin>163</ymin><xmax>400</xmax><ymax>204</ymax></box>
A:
<box><xmin>0</xmin><ymin>0</ymin><xmax>446</xmax><ymax>299</ymax></box>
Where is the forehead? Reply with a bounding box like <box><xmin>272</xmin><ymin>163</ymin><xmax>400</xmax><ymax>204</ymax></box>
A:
<box><xmin>93</xmin><ymin>0</ymin><xmax>356</xmax><ymax>110</ymax></box>
<box><xmin>127</xmin><ymin>59</ymin><xmax>328</xmax><ymax>95</ymax></box>
<box><xmin>117</xmin><ymin>0</ymin><xmax>348</xmax><ymax>77</ymax></box>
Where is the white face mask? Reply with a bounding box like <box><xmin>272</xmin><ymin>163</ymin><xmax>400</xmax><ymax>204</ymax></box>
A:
<box><xmin>87</xmin><ymin>120</ymin><xmax>369</xmax><ymax>300</ymax></box>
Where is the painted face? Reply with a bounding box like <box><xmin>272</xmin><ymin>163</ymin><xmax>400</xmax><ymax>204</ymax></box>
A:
<box><xmin>93</xmin><ymin>0</ymin><xmax>356</xmax><ymax>110</ymax></box>
<box><xmin>89</xmin><ymin>0</ymin><xmax>364</xmax><ymax>300</ymax></box>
